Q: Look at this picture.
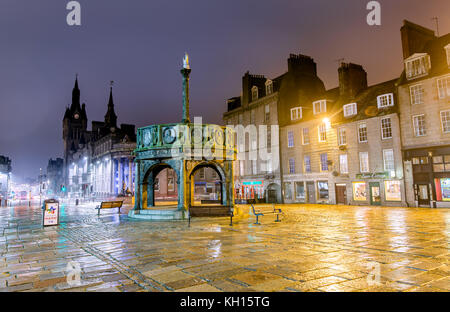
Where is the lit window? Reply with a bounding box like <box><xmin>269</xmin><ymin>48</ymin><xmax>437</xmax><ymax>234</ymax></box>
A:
<box><xmin>264</xmin><ymin>104</ymin><xmax>270</xmax><ymax>123</ymax></box>
<box><xmin>343</xmin><ymin>103</ymin><xmax>357</xmax><ymax>117</ymax></box>
<box><xmin>239</xmin><ymin>160</ymin><xmax>244</xmax><ymax>176</ymax></box>
<box><xmin>446</xmin><ymin>44</ymin><xmax>450</xmax><ymax>67</ymax></box>
<box><xmin>413</xmin><ymin>114</ymin><xmax>426</xmax><ymax>137</ymax></box>
<box><xmin>302</xmin><ymin>128</ymin><xmax>310</xmax><ymax>145</ymax></box>
<box><xmin>304</xmin><ymin>155</ymin><xmax>311</xmax><ymax>173</ymax></box>
<box><xmin>381</xmin><ymin>117</ymin><xmax>392</xmax><ymax>139</ymax></box>
<box><xmin>340</xmin><ymin>154</ymin><xmax>348</xmax><ymax>174</ymax></box>
<box><xmin>287</xmin><ymin>131</ymin><xmax>294</xmax><ymax>148</ymax></box>
<box><xmin>320</xmin><ymin>153</ymin><xmax>328</xmax><ymax>172</ymax></box>
<box><xmin>288</xmin><ymin>158</ymin><xmax>295</xmax><ymax>174</ymax></box>
<box><xmin>290</xmin><ymin>107</ymin><xmax>302</xmax><ymax>121</ymax></box>
<box><xmin>318</xmin><ymin>123</ymin><xmax>327</xmax><ymax>142</ymax></box>
<box><xmin>377</xmin><ymin>93</ymin><xmax>394</xmax><ymax>108</ymax></box>
<box><xmin>338</xmin><ymin>127</ymin><xmax>347</xmax><ymax>146</ymax></box>
<box><xmin>265</xmin><ymin>80</ymin><xmax>273</xmax><ymax>95</ymax></box>
<box><xmin>313</xmin><ymin>100</ymin><xmax>327</xmax><ymax>115</ymax></box>
<box><xmin>410</xmin><ymin>84</ymin><xmax>424</xmax><ymax>105</ymax></box>
<box><xmin>251</xmin><ymin>86</ymin><xmax>258</xmax><ymax>101</ymax></box>
<box><xmin>437</xmin><ymin>76</ymin><xmax>450</xmax><ymax>99</ymax></box>
<box><xmin>359</xmin><ymin>152</ymin><xmax>369</xmax><ymax>173</ymax></box>
<box><xmin>441</xmin><ymin>110</ymin><xmax>450</xmax><ymax>133</ymax></box>
<box><xmin>358</xmin><ymin>123</ymin><xmax>368</xmax><ymax>143</ymax></box>
<box><xmin>284</xmin><ymin>182</ymin><xmax>292</xmax><ymax>200</ymax></box>
<box><xmin>405</xmin><ymin>53</ymin><xmax>431</xmax><ymax>79</ymax></box>
<box><xmin>383</xmin><ymin>149</ymin><xmax>395</xmax><ymax>171</ymax></box>
<box><xmin>317</xmin><ymin>181</ymin><xmax>329</xmax><ymax>200</ymax></box>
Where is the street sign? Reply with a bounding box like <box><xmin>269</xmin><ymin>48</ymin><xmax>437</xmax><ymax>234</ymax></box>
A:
<box><xmin>42</xmin><ymin>199</ymin><xmax>60</xmax><ymax>227</ymax></box>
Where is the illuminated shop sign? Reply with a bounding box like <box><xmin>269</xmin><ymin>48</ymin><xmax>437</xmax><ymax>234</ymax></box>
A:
<box><xmin>355</xmin><ymin>172</ymin><xmax>389</xmax><ymax>179</ymax></box>
<box><xmin>242</xmin><ymin>181</ymin><xmax>263</xmax><ymax>186</ymax></box>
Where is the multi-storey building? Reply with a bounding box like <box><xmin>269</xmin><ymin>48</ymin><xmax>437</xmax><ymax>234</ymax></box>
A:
<box><xmin>63</xmin><ymin>78</ymin><xmax>136</xmax><ymax>198</ymax></box>
<box><xmin>223</xmin><ymin>54</ymin><xmax>326</xmax><ymax>203</ymax></box>
<box><xmin>398</xmin><ymin>20</ymin><xmax>450</xmax><ymax>207</ymax></box>
<box><xmin>46</xmin><ymin>158</ymin><xmax>64</xmax><ymax>197</ymax></box>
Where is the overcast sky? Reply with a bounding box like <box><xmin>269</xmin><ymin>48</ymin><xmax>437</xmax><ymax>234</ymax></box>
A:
<box><xmin>0</xmin><ymin>0</ymin><xmax>449</xmax><ymax>180</ymax></box>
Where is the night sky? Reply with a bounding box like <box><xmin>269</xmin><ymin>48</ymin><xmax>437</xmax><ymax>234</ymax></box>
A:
<box><xmin>0</xmin><ymin>0</ymin><xmax>449</xmax><ymax>180</ymax></box>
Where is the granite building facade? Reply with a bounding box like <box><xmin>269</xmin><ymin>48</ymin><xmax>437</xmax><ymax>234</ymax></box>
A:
<box><xmin>398</xmin><ymin>21</ymin><xmax>450</xmax><ymax>207</ymax></box>
<box><xmin>63</xmin><ymin>78</ymin><xmax>136</xmax><ymax>198</ymax></box>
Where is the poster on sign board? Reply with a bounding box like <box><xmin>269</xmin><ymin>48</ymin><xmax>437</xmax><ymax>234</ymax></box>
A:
<box><xmin>43</xmin><ymin>200</ymin><xmax>60</xmax><ymax>226</ymax></box>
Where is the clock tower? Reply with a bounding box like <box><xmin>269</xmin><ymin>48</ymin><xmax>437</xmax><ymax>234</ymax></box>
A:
<box><xmin>63</xmin><ymin>76</ymin><xmax>89</xmax><ymax>175</ymax></box>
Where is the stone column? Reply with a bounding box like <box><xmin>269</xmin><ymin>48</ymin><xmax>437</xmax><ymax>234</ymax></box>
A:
<box><xmin>181</xmin><ymin>66</ymin><xmax>191</xmax><ymax>123</ymax></box>
<box><xmin>134</xmin><ymin>161</ymin><xmax>140</xmax><ymax>210</ymax></box>
<box><xmin>118</xmin><ymin>158</ymin><xmax>123</xmax><ymax>195</ymax></box>
<box><xmin>128</xmin><ymin>158</ymin><xmax>132</xmax><ymax>193</ymax></box>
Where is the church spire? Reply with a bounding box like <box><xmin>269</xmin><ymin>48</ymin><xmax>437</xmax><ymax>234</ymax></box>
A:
<box><xmin>104</xmin><ymin>81</ymin><xmax>117</xmax><ymax>128</ymax></box>
<box><xmin>71</xmin><ymin>74</ymin><xmax>81</xmax><ymax>112</ymax></box>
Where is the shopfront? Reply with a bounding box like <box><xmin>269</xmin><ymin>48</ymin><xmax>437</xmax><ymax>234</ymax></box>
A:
<box><xmin>235</xmin><ymin>180</ymin><xmax>264</xmax><ymax>201</ymax></box>
<box><xmin>351</xmin><ymin>173</ymin><xmax>403</xmax><ymax>206</ymax></box>
<box><xmin>405</xmin><ymin>146</ymin><xmax>450</xmax><ymax>207</ymax></box>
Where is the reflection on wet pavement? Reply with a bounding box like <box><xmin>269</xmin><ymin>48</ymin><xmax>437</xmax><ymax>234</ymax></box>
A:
<box><xmin>0</xmin><ymin>202</ymin><xmax>449</xmax><ymax>292</ymax></box>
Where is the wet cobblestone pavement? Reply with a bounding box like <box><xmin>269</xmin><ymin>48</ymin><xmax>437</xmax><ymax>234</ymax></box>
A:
<box><xmin>0</xmin><ymin>202</ymin><xmax>449</xmax><ymax>292</ymax></box>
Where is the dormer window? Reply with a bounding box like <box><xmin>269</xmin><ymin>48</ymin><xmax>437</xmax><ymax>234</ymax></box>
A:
<box><xmin>313</xmin><ymin>100</ymin><xmax>327</xmax><ymax>115</ymax></box>
<box><xmin>290</xmin><ymin>107</ymin><xmax>302</xmax><ymax>121</ymax></box>
<box><xmin>265</xmin><ymin>80</ymin><xmax>273</xmax><ymax>95</ymax></box>
<box><xmin>445</xmin><ymin>44</ymin><xmax>450</xmax><ymax>67</ymax></box>
<box><xmin>405</xmin><ymin>53</ymin><xmax>431</xmax><ymax>80</ymax></box>
<box><xmin>343</xmin><ymin>103</ymin><xmax>357</xmax><ymax>117</ymax></box>
<box><xmin>251</xmin><ymin>86</ymin><xmax>258</xmax><ymax>101</ymax></box>
<box><xmin>377</xmin><ymin>93</ymin><xmax>394</xmax><ymax>109</ymax></box>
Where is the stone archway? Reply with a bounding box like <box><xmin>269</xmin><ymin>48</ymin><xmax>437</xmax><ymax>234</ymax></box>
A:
<box><xmin>141</xmin><ymin>162</ymin><xmax>179</xmax><ymax>209</ymax></box>
<box><xmin>266</xmin><ymin>183</ymin><xmax>282</xmax><ymax>204</ymax></box>
<box><xmin>187</xmin><ymin>162</ymin><xmax>228</xmax><ymax>207</ymax></box>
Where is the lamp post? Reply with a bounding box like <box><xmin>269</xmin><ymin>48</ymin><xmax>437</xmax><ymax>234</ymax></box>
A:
<box><xmin>39</xmin><ymin>168</ymin><xmax>42</xmax><ymax>206</ymax></box>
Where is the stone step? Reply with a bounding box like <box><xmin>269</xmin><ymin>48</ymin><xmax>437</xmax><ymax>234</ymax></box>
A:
<box><xmin>128</xmin><ymin>209</ymin><xmax>187</xmax><ymax>220</ymax></box>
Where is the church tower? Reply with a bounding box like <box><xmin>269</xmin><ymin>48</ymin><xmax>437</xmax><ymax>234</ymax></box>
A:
<box><xmin>104</xmin><ymin>83</ymin><xmax>118</xmax><ymax>130</ymax></box>
<box><xmin>63</xmin><ymin>76</ymin><xmax>89</xmax><ymax>169</ymax></box>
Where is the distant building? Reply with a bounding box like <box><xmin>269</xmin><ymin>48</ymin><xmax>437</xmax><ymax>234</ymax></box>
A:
<box><xmin>62</xmin><ymin>78</ymin><xmax>136</xmax><ymax>198</ymax></box>
<box><xmin>398</xmin><ymin>20</ymin><xmax>450</xmax><ymax>207</ymax></box>
<box><xmin>0</xmin><ymin>155</ymin><xmax>12</xmax><ymax>203</ymax></box>
<box><xmin>46</xmin><ymin>158</ymin><xmax>64</xmax><ymax>197</ymax></box>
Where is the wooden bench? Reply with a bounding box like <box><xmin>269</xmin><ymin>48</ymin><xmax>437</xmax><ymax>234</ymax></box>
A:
<box><xmin>188</xmin><ymin>205</ymin><xmax>234</xmax><ymax>226</ymax></box>
<box><xmin>250</xmin><ymin>203</ymin><xmax>282</xmax><ymax>225</ymax></box>
<box><xmin>95</xmin><ymin>201</ymin><xmax>123</xmax><ymax>215</ymax></box>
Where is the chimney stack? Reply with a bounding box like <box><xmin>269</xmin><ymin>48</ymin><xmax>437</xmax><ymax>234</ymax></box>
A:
<box><xmin>338</xmin><ymin>63</ymin><xmax>368</xmax><ymax>99</ymax></box>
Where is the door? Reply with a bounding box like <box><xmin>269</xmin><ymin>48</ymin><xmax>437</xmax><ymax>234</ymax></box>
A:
<box><xmin>306</xmin><ymin>182</ymin><xmax>316</xmax><ymax>204</ymax></box>
<box><xmin>417</xmin><ymin>184</ymin><xmax>430</xmax><ymax>206</ymax></box>
<box><xmin>369</xmin><ymin>182</ymin><xmax>381</xmax><ymax>206</ymax></box>
<box><xmin>267</xmin><ymin>190</ymin><xmax>277</xmax><ymax>203</ymax></box>
<box><xmin>335</xmin><ymin>184</ymin><xmax>347</xmax><ymax>205</ymax></box>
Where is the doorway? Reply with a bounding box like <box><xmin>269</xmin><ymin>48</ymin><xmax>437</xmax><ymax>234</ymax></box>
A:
<box><xmin>306</xmin><ymin>182</ymin><xmax>316</xmax><ymax>204</ymax></box>
<box><xmin>335</xmin><ymin>184</ymin><xmax>347</xmax><ymax>205</ymax></box>
<box><xmin>417</xmin><ymin>184</ymin><xmax>430</xmax><ymax>206</ymax></box>
<box><xmin>369</xmin><ymin>182</ymin><xmax>381</xmax><ymax>206</ymax></box>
